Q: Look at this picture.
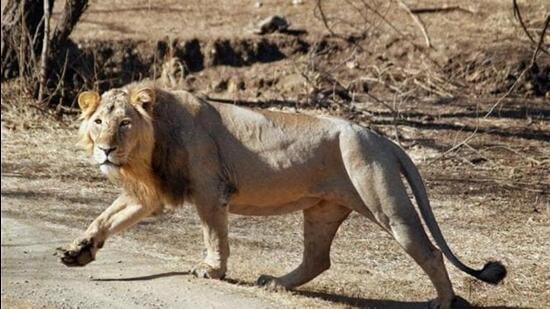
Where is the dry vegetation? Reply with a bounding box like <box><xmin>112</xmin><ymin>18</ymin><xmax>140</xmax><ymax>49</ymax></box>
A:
<box><xmin>2</xmin><ymin>0</ymin><xmax>549</xmax><ymax>308</ymax></box>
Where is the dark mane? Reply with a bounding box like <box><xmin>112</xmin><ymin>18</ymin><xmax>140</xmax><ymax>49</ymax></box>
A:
<box><xmin>150</xmin><ymin>89</ymin><xmax>193</xmax><ymax>206</ymax></box>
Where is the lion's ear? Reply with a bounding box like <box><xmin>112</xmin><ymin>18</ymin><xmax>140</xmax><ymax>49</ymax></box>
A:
<box><xmin>78</xmin><ymin>91</ymin><xmax>100</xmax><ymax>116</ymax></box>
<box><xmin>131</xmin><ymin>87</ymin><xmax>156</xmax><ymax>113</ymax></box>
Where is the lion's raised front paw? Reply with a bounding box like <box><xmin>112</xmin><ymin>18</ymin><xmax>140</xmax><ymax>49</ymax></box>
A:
<box><xmin>191</xmin><ymin>262</ymin><xmax>225</xmax><ymax>279</ymax></box>
<box><xmin>256</xmin><ymin>274</ymin><xmax>288</xmax><ymax>292</ymax></box>
<box><xmin>56</xmin><ymin>238</ymin><xmax>96</xmax><ymax>267</ymax></box>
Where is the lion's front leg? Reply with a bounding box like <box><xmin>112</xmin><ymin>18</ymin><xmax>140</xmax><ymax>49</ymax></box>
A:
<box><xmin>186</xmin><ymin>137</ymin><xmax>232</xmax><ymax>280</ymax></box>
<box><xmin>191</xmin><ymin>195</ymin><xmax>230</xmax><ymax>279</ymax></box>
<box><xmin>57</xmin><ymin>194</ymin><xmax>157</xmax><ymax>267</ymax></box>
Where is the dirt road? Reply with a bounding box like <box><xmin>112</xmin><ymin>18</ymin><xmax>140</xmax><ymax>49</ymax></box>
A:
<box><xmin>1</xmin><ymin>215</ymin><xmax>283</xmax><ymax>309</ymax></box>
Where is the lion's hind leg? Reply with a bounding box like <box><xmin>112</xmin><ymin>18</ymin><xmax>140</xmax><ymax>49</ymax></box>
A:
<box><xmin>347</xmin><ymin>161</ymin><xmax>456</xmax><ymax>308</ymax></box>
<box><xmin>388</xmin><ymin>203</ymin><xmax>456</xmax><ymax>309</ymax></box>
<box><xmin>339</xmin><ymin>131</ymin><xmax>456</xmax><ymax>308</ymax></box>
<box><xmin>257</xmin><ymin>201</ymin><xmax>351</xmax><ymax>290</ymax></box>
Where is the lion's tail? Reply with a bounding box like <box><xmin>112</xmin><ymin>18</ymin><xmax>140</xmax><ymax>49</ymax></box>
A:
<box><xmin>389</xmin><ymin>141</ymin><xmax>507</xmax><ymax>285</ymax></box>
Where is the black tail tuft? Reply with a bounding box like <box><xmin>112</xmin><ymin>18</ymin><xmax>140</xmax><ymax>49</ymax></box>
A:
<box><xmin>476</xmin><ymin>261</ymin><xmax>507</xmax><ymax>284</ymax></box>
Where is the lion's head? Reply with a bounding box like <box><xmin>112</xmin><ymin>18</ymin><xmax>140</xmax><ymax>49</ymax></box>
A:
<box><xmin>77</xmin><ymin>86</ymin><xmax>157</xmax><ymax>179</ymax></box>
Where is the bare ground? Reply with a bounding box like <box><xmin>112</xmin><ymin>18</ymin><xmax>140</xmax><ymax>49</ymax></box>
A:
<box><xmin>1</xmin><ymin>216</ymin><xmax>291</xmax><ymax>309</ymax></box>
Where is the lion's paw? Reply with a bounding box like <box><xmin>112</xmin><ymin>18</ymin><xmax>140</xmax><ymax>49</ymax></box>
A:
<box><xmin>256</xmin><ymin>274</ymin><xmax>288</xmax><ymax>292</ymax></box>
<box><xmin>56</xmin><ymin>238</ymin><xmax>96</xmax><ymax>267</ymax></box>
<box><xmin>429</xmin><ymin>296</ymin><xmax>465</xmax><ymax>309</ymax></box>
<box><xmin>191</xmin><ymin>262</ymin><xmax>225</xmax><ymax>279</ymax></box>
<box><xmin>428</xmin><ymin>300</ymin><xmax>445</xmax><ymax>309</ymax></box>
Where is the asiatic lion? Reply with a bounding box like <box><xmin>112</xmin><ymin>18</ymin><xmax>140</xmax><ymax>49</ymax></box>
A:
<box><xmin>58</xmin><ymin>82</ymin><xmax>506</xmax><ymax>308</ymax></box>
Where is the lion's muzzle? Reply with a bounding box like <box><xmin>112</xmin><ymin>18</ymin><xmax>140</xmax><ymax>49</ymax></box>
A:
<box><xmin>94</xmin><ymin>144</ymin><xmax>124</xmax><ymax>175</ymax></box>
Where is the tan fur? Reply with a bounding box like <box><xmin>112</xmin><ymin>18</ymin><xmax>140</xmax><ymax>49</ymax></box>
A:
<box><xmin>58</xmin><ymin>82</ymin><xmax>505</xmax><ymax>309</ymax></box>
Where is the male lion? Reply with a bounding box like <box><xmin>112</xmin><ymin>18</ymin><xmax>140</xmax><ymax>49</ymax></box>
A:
<box><xmin>58</xmin><ymin>82</ymin><xmax>506</xmax><ymax>308</ymax></box>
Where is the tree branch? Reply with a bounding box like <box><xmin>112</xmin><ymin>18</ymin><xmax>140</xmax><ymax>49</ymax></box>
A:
<box><xmin>38</xmin><ymin>0</ymin><xmax>51</xmax><ymax>102</ymax></box>
<box><xmin>397</xmin><ymin>0</ymin><xmax>432</xmax><ymax>48</ymax></box>
<box><xmin>513</xmin><ymin>0</ymin><xmax>549</xmax><ymax>55</ymax></box>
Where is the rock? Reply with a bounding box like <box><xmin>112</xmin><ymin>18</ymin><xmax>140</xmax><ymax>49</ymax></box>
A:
<box><xmin>253</xmin><ymin>15</ymin><xmax>290</xmax><ymax>35</ymax></box>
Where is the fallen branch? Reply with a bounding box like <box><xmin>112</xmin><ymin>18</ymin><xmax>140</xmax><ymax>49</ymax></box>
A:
<box><xmin>483</xmin><ymin>145</ymin><xmax>542</xmax><ymax>165</ymax></box>
<box><xmin>204</xmin><ymin>95</ymin><xmax>300</xmax><ymax>110</ymax></box>
<box><xmin>438</xmin><ymin>133</ymin><xmax>476</xmax><ymax>160</ymax></box>
<box><xmin>530</xmin><ymin>14</ymin><xmax>550</xmax><ymax>65</ymax></box>
<box><xmin>315</xmin><ymin>0</ymin><xmax>339</xmax><ymax>38</ymax></box>
<box><xmin>397</xmin><ymin>0</ymin><xmax>432</xmax><ymax>48</ymax></box>
<box><xmin>413</xmin><ymin>78</ymin><xmax>453</xmax><ymax>97</ymax></box>
<box><xmin>513</xmin><ymin>0</ymin><xmax>549</xmax><ymax>55</ymax></box>
<box><xmin>410</xmin><ymin>6</ymin><xmax>474</xmax><ymax>14</ymax></box>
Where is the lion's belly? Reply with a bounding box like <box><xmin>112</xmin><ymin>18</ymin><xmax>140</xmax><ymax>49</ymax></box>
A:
<box><xmin>228</xmin><ymin>197</ymin><xmax>322</xmax><ymax>216</ymax></box>
<box><xmin>225</xmin><ymin>147</ymin><xmax>343</xmax><ymax>209</ymax></box>
<box><xmin>225</xmin><ymin>153</ymin><xmax>351</xmax><ymax>215</ymax></box>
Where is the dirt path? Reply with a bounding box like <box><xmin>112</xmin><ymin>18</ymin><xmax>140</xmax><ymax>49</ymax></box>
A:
<box><xmin>1</xmin><ymin>215</ymin><xmax>282</xmax><ymax>309</ymax></box>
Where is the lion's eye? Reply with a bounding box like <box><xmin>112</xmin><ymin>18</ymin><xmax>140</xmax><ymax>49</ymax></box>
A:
<box><xmin>94</xmin><ymin>119</ymin><xmax>102</xmax><ymax>125</ymax></box>
<box><xmin>120</xmin><ymin>120</ymin><xmax>131</xmax><ymax>127</ymax></box>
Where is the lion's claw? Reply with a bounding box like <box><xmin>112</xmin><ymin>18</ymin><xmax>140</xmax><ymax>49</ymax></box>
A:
<box><xmin>57</xmin><ymin>238</ymin><xmax>95</xmax><ymax>267</ymax></box>
<box><xmin>256</xmin><ymin>274</ymin><xmax>287</xmax><ymax>291</ymax></box>
<box><xmin>428</xmin><ymin>297</ymin><xmax>463</xmax><ymax>309</ymax></box>
<box><xmin>191</xmin><ymin>262</ymin><xmax>225</xmax><ymax>279</ymax></box>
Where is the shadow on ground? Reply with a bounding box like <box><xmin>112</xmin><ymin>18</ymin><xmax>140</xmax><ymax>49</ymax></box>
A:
<box><xmin>293</xmin><ymin>290</ymin><xmax>523</xmax><ymax>309</ymax></box>
<box><xmin>92</xmin><ymin>271</ymin><xmax>191</xmax><ymax>282</ymax></box>
<box><xmin>94</xmin><ymin>271</ymin><xmax>524</xmax><ymax>309</ymax></box>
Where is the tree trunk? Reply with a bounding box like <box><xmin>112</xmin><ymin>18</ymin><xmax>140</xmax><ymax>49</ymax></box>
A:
<box><xmin>50</xmin><ymin>0</ymin><xmax>89</xmax><ymax>51</ymax></box>
<box><xmin>1</xmin><ymin>0</ymin><xmax>89</xmax><ymax>104</ymax></box>
<box><xmin>1</xmin><ymin>0</ymin><xmax>53</xmax><ymax>81</ymax></box>
<box><xmin>38</xmin><ymin>0</ymin><xmax>52</xmax><ymax>102</ymax></box>
<box><xmin>42</xmin><ymin>0</ymin><xmax>89</xmax><ymax>105</ymax></box>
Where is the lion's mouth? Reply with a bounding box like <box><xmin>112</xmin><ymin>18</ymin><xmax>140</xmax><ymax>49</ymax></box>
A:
<box><xmin>99</xmin><ymin>160</ymin><xmax>123</xmax><ymax>176</ymax></box>
<box><xmin>100</xmin><ymin>160</ymin><xmax>121</xmax><ymax>167</ymax></box>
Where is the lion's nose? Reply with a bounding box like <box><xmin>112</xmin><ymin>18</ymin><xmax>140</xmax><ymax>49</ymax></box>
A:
<box><xmin>97</xmin><ymin>145</ymin><xmax>117</xmax><ymax>155</ymax></box>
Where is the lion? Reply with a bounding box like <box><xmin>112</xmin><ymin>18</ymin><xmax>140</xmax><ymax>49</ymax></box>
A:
<box><xmin>57</xmin><ymin>82</ymin><xmax>506</xmax><ymax>308</ymax></box>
